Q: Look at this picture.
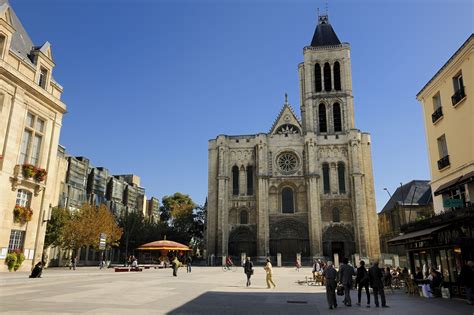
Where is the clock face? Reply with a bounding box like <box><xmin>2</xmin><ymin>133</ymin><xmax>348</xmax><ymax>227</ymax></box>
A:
<box><xmin>277</xmin><ymin>152</ymin><xmax>299</xmax><ymax>173</ymax></box>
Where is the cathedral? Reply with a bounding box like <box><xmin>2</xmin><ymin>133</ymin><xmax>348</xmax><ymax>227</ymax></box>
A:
<box><xmin>206</xmin><ymin>14</ymin><xmax>380</xmax><ymax>263</ymax></box>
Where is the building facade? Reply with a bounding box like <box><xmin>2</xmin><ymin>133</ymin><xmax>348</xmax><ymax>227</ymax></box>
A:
<box><xmin>378</xmin><ymin>180</ymin><xmax>433</xmax><ymax>266</ymax></box>
<box><xmin>0</xmin><ymin>1</ymin><xmax>66</xmax><ymax>271</ymax></box>
<box><xmin>207</xmin><ymin>15</ymin><xmax>380</xmax><ymax>263</ymax></box>
<box><xmin>416</xmin><ymin>34</ymin><xmax>473</xmax><ymax>213</ymax></box>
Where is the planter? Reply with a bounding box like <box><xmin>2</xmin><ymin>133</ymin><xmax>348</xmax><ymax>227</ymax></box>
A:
<box><xmin>13</xmin><ymin>205</ymin><xmax>33</xmax><ymax>224</ymax></box>
<box><xmin>22</xmin><ymin>164</ymin><xmax>35</xmax><ymax>178</ymax></box>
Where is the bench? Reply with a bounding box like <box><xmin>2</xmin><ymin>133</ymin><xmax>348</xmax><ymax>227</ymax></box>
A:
<box><xmin>114</xmin><ymin>267</ymin><xmax>143</xmax><ymax>272</ymax></box>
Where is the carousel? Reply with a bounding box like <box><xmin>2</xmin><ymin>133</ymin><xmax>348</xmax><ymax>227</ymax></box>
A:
<box><xmin>136</xmin><ymin>240</ymin><xmax>192</xmax><ymax>266</ymax></box>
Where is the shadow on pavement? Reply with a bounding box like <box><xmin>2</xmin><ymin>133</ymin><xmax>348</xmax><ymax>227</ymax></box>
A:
<box><xmin>168</xmin><ymin>291</ymin><xmax>322</xmax><ymax>315</ymax></box>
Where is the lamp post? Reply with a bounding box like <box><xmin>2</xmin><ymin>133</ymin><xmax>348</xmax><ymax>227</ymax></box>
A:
<box><xmin>383</xmin><ymin>188</ymin><xmax>392</xmax><ymax>199</ymax></box>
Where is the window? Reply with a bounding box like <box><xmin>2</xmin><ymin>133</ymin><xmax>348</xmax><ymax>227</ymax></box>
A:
<box><xmin>246</xmin><ymin>166</ymin><xmax>254</xmax><ymax>195</ymax></box>
<box><xmin>240</xmin><ymin>210</ymin><xmax>248</xmax><ymax>224</ymax></box>
<box><xmin>315</xmin><ymin>63</ymin><xmax>322</xmax><ymax>92</ymax></box>
<box><xmin>19</xmin><ymin>112</ymin><xmax>45</xmax><ymax>166</ymax></box>
<box><xmin>38</xmin><ymin>68</ymin><xmax>48</xmax><ymax>89</ymax></box>
<box><xmin>338</xmin><ymin>162</ymin><xmax>346</xmax><ymax>194</ymax></box>
<box><xmin>452</xmin><ymin>72</ymin><xmax>465</xmax><ymax>106</ymax></box>
<box><xmin>432</xmin><ymin>93</ymin><xmax>442</xmax><ymax>111</ymax></box>
<box><xmin>453</xmin><ymin>73</ymin><xmax>463</xmax><ymax>92</ymax></box>
<box><xmin>0</xmin><ymin>35</ymin><xmax>5</xmax><ymax>58</ymax></box>
<box><xmin>319</xmin><ymin>104</ymin><xmax>327</xmax><ymax>133</ymax></box>
<box><xmin>232</xmin><ymin>166</ymin><xmax>239</xmax><ymax>195</ymax></box>
<box><xmin>333</xmin><ymin>62</ymin><xmax>341</xmax><ymax>91</ymax></box>
<box><xmin>324</xmin><ymin>62</ymin><xmax>331</xmax><ymax>92</ymax></box>
<box><xmin>322</xmin><ymin>163</ymin><xmax>330</xmax><ymax>194</ymax></box>
<box><xmin>8</xmin><ymin>230</ymin><xmax>25</xmax><ymax>251</ymax></box>
<box><xmin>332</xmin><ymin>208</ymin><xmax>340</xmax><ymax>222</ymax></box>
<box><xmin>437</xmin><ymin>135</ymin><xmax>448</xmax><ymax>159</ymax></box>
<box><xmin>333</xmin><ymin>103</ymin><xmax>342</xmax><ymax>132</ymax></box>
<box><xmin>281</xmin><ymin>187</ymin><xmax>294</xmax><ymax>213</ymax></box>
<box><xmin>16</xmin><ymin>189</ymin><xmax>31</xmax><ymax>207</ymax></box>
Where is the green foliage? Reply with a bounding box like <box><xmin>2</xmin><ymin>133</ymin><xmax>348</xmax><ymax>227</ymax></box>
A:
<box><xmin>44</xmin><ymin>207</ymin><xmax>71</xmax><ymax>248</ymax></box>
<box><xmin>160</xmin><ymin>193</ymin><xmax>196</xmax><ymax>222</ymax></box>
<box><xmin>5</xmin><ymin>252</ymin><xmax>17</xmax><ymax>271</ymax></box>
<box><xmin>5</xmin><ymin>251</ymin><xmax>25</xmax><ymax>272</ymax></box>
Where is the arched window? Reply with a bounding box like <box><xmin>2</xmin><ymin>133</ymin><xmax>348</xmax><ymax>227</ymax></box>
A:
<box><xmin>322</xmin><ymin>163</ymin><xmax>330</xmax><ymax>194</ymax></box>
<box><xmin>281</xmin><ymin>187</ymin><xmax>294</xmax><ymax>213</ymax></box>
<box><xmin>333</xmin><ymin>102</ymin><xmax>342</xmax><ymax>132</ymax></box>
<box><xmin>16</xmin><ymin>189</ymin><xmax>31</xmax><ymax>207</ymax></box>
<box><xmin>246</xmin><ymin>165</ymin><xmax>254</xmax><ymax>195</ymax></box>
<box><xmin>319</xmin><ymin>103</ymin><xmax>327</xmax><ymax>133</ymax></box>
<box><xmin>332</xmin><ymin>208</ymin><xmax>340</xmax><ymax>222</ymax></box>
<box><xmin>315</xmin><ymin>63</ymin><xmax>322</xmax><ymax>92</ymax></box>
<box><xmin>334</xmin><ymin>61</ymin><xmax>341</xmax><ymax>91</ymax></box>
<box><xmin>324</xmin><ymin>62</ymin><xmax>331</xmax><ymax>91</ymax></box>
<box><xmin>338</xmin><ymin>162</ymin><xmax>346</xmax><ymax>194</ymax></box>
<box><xmin>240</xmin><ymin>210</ymin><xmax>248</xmax><ymax>224</ymax></box>
<box><xmin>232</xmin><ymin>166</ymin><xmax>239</xmax><ymax>195</ymax></box>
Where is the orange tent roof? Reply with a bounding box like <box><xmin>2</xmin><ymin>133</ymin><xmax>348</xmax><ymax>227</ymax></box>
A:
<box><xmin>136</xmin><ymin>240</ymin><xmax>191</xmax><ymax>251</ymax></box>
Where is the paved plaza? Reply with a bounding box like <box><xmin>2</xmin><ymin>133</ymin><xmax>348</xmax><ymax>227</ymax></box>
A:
<box><xmin>0</xmin><ymin>266</ymin><xmax>472</xmax><ymax>314</ymax></box>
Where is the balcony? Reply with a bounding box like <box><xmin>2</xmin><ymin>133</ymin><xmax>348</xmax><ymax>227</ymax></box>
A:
<box><xmin>431</xmin><ymin>107</ymin><xmax>443</xmax><ymax>123</ymax></box>
<box><xmin>451</xmin><ymin>87</ymin><xmax>466</xmax><ymax>106</ymax></box>
<box><xmin>437</xmin><ymin>155</ymin><xmax>450</xmax><ymax>170</ymax></box>
<box><xmin>10</xmin><ymin>164</ymin><xmax>46</xmax><ymax>196</ymax></box>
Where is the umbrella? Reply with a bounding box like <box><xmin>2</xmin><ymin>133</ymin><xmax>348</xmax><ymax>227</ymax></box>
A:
<box><xmin>136</xmin><ymin>240</ymin><xmax>191</xmax><ymax>251</ymax></box>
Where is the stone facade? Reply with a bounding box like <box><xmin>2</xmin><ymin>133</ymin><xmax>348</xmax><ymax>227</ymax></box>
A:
<box><xmin>0</xmin><ymin>1</ymin><xmax>66</xmax><ymax>271</ymax></box>
<box><xmin>207</xmin><ymin>15</ymin><xmax>380</xmax><ymax>263</ymax></box>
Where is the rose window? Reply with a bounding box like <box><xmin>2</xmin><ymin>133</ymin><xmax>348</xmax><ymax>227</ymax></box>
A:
<box><xmin>277</xmin><ymin>152</ymin><xmax>298</xmax><ymax>173</ymax></box>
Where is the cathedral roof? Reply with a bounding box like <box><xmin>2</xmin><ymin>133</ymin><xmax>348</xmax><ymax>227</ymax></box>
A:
<box><xmin>310</xmin><ymin>15</ymin><xmax>341</xmax><ymax>47</ymax></box>
<box><xmin>269</xmin><ymin>94</ymin><xmax>302</xmax><ymax>135</ymax></box>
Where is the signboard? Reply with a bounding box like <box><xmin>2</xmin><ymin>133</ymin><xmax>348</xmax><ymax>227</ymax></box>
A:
<box><xmin>99</xmin><ymin>233</ymin><xmax>107</xmax><ymax>250</ymax></box>
<box><xmin>443</xmin><ymin>198</ymin><xmax>463</xmax><ymax>208</ymax></box>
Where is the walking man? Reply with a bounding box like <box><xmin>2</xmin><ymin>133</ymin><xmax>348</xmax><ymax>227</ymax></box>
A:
<box><xmin>186</xmin><ymin>256</ymin><xmax>192</xmax><ymax>273</ymax></box>
<box><xmin>339</xmin><ymin>257</ymin><xmax>355</xmax><ymax>306</ymax></box>
<box><xmin>264</xmin><ymin>258</ymin><xmax>276</xmax><ymax>288</ymax></box>
<box><xmin>369</xmin><ymin>260</ymin><xmax>388</xmax><ymax>308</ymax></box>
<box><xmin>356</xmin><ymin>260</ymin><xmax>370</xmax><ymax>307</ymax></box>
<box><xmin>322</xmin><ymin>261</ymin><xmax>338</xmax><ymax>310</ymax></box>
<box><xmin>244</xmin><ymin>257</ymin><xmax>254</xmax><ymax>287</ymax></box>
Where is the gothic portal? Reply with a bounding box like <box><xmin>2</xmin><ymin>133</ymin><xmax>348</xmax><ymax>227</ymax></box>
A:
<box><xmin>206</xmin><ymin>14</ymin><xmax>381</xmax><ymax>263</ymax></box>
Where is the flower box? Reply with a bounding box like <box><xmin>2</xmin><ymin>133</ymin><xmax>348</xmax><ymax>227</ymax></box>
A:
<box><xmin>13</xmin><ymin>205</ymin><xmax>33</xmax><ymax>224</ymax></box>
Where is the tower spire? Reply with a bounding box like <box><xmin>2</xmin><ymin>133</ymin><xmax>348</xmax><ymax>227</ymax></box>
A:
<box><xmin>284</xmin><ymin>92</ymin><xmax>288</xmax><ymax>106</ymax></box>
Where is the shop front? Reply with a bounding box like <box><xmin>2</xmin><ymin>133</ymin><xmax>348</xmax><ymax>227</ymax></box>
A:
<box><xmin>389</xmin><ymin>206</ymin><xmax>474</xmax><ymax>298</ymax></box>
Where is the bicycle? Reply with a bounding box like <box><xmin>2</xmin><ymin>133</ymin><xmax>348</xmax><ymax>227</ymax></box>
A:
<box><xmin>222</xmin><ymin>264</ymin><xmax>237</xmax><ymax>272</ymax></box>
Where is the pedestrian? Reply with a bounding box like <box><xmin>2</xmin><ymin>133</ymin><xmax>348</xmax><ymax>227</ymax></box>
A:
<box><xmin>171</xmin><ymin>256</ymin><xmax>180</xmax><ymax>277</ymax></box>
<box><xmin>295</xmin><ymin>258</ymin><xmax>301</xmax><ymax>272</ymax></box>
<box><xmin>355</xmin><ymin>260</ymin><xmax>370</xmax><ymax>307</ymax></box>
<box><xmin>99</xmin><ymin>253</ymin><xmax>106</xmax><ymax>270</ymax></box>
<box><xmin>244</xmin><ymin>256</ymin><xmax>254</xmax><ymax>287</ymax></box>
<box><xmin>459</xmin><ymin>261</ymin><xmax>474</xmax><ymax>305</ymax></box>
<box><xmin>127</xmin><ymin>255</ymin><xmax>132</xmax><ymax>267</ymax></box>
<box><xmin>322</xmin><ymin>261</ymin><xmax>338</xmax><ymax>310</ymax></box>
<box><xmin>264</xmin><ymin>258</ymin><xmax>276</xmax><ymax>289</ymax></box>
<box><xmin>186</xmin><ymin>256</ymin><xmax>192</xmax><ymax>273</ymax></box>
<box><xmin>369</xmin><ymin>260</ymin><xmax>388</xmax><ymax>308</ymax></box>
<box><xmin>339</xmin><ymin>257</ymin><xmax>354</xmax><ymax>306</ymax></box>
<box><xmin>29</xmin><ymin>261</ymin><xmax>43</xmax><ymax>278</ymax></box>
<box><xmin>312</xmin><ymin>259</ymin><xmax>320</xmax><ymax>280</ymax></box>
<box><xmin>70</xmin><ymin>256</ymin><xmax>77</xmax><ymax>271</ymax></box>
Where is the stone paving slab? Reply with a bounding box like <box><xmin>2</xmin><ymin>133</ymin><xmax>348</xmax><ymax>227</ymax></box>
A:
<box><xmin>0</xmin><ymin>267</ymin><xmax>472</xmax><ymax>314</ymax></box>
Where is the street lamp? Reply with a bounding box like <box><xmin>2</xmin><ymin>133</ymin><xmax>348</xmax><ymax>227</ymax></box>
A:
<box><xmin>383</xmin><ymin>188</ymin><xmax>393</xmax><ymax>199</ymax></box>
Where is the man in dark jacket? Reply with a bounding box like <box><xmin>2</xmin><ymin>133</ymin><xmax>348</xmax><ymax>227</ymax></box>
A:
<box><xmin>369</xmin><ymin>261</ymin><xmax>388</xmax><ymax>308</ymax></box>
<box><xmin>243</xmin><ymin>257</ymin><xmax>254</xmax><ymax>287</ymax></box>
<box><xmin>355</xmin><ymin>260</ymin><xmax>370</xmax><ymax>307</ymax></box>
<box><xmin>322</xmin><ymin>261</ymin><xmax>338</xmax><ymax>310</ymax></box>
<box><xmin>339</xmin><ymin>257</ymin><xmax>355</xmax><ymax>306</ymax></box>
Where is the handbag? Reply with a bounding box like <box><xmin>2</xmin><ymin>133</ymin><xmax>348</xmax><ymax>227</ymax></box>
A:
<box><xmin>336</xmin><ymin>284</ymin><xmax>344</xmax><ymax>296</ymax></box>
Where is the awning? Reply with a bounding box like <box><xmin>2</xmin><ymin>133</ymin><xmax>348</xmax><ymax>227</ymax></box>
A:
<box><xmin>136</xmin><ymin>240</ymin><xmax>192</xmax><ymax>251</ymax></box>
<box><xmin>434</xmin><ymin>171</ymin><xmax>474</xmax><ymax>196</ymax></box>
<box><xmin>388</xmin><ymin>224</ymin><xmax>450</xmax><ymax>244</ymax></box>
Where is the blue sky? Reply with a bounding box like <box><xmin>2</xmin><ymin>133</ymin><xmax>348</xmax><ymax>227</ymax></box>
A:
<box><xmin>12</xmin><ymin>0</ymin><xmax>473</xmax><ymax>210</ymax></box>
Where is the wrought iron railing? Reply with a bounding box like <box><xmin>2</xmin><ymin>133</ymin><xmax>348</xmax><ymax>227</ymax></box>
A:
<box><xmin>451</xmin><ymin>86</ymin><xmax>466</xmax><ymax>106</ymax></box>
<box><xmin>437</xmin><ymin>155</ymin><xmax>450</xmax><ymax>170</ymax></box>
<box><xmin>431</xmin><ymin>106</ymin><xmax>443</xmax><ymax>123</ymax></box>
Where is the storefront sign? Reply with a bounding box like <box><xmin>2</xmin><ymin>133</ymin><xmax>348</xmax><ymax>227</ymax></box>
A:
<box><xmin>443</xmin><ymin>198</ymin><xmax>463</xmax><ymax>208</ymax></box>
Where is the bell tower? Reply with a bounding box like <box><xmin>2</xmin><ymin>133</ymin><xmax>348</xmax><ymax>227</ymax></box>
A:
<box><xmin>299</xmin><ymin>13</ymin><xmax>355</xmax><ymax>135</ymax></box>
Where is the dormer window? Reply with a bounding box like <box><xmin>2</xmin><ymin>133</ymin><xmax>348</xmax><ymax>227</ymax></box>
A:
<box><xmin>38</xmin><ymin>68</ymin><xmax>48</xmax><ymax>89</ymax></box>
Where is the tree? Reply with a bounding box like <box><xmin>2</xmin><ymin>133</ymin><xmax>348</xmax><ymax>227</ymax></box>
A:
<box><xmin>44</xmin><ymin>207</ymin><xmax>71</xmax><ymax>248</ymax></box>
<box><xmin>160</xmin><ymin>192</ymin><xmax>196</xmax><ymax>222</ymax></box>
<box><xmin>118</xmin><ymin>210</ymin><xmax>144</xmax><ymax>257</ymax></box>
<box><xmin>62</xmin><ymin>204</ymin><xmax>122</xmax><ymax>251</ymax></box>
